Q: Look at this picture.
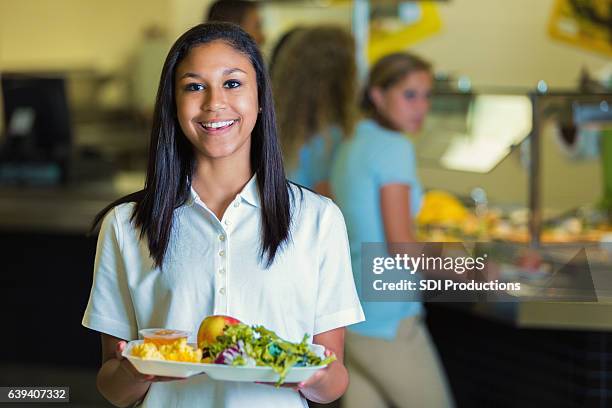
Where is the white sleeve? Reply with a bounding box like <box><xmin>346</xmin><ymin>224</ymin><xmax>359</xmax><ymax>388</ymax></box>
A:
<box><xmin>313</xmin><ymin>200</ymin><xmax>365</xmax><ymax>335</ymax></box>
<box><xmin>82</xmin><ymin>207</ymin><xmax>138</xmax><ymax>340</ymax></box>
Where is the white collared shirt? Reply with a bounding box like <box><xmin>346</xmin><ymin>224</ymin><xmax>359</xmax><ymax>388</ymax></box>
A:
<box><xmin>82</xmin><ymin>176</ymin><xmax>364</xmax><ymax>408</ymax></box>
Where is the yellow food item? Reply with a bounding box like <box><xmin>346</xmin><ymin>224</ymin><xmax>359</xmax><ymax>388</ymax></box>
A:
<box><xmin>417</xmin><ymin>190</ymin><xmax>469</xmax><ymax>226</ymax></box>
<box><xmin>132</xmin><ymin>338</ymin><xmax>203</xmax><ymax>363</ymax></box>
<box><xmin>131</xmin><ymin>342</ymin><xmax>165</xmax><ymax>360</ymax></box>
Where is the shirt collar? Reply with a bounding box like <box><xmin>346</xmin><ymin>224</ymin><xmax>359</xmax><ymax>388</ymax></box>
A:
<box><xmin>239</xmin><ymin>173</ymin><xmax>260</xmax><ymax>208</ymax></box>
<box><xmin>187</xmin><ymin>173</ymin><xmax>260</xmax><ymax>208</ymax></box>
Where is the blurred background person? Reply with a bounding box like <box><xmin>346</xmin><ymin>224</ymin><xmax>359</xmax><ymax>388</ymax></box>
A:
<box><xmin>271</xmin><ymin>26</ymin><xmax>357</xmax><ymax>197</ymax></box>
<box><xmin>267</xmin><ymin>26</ymin><xmax>303</xmax><ymax>76</ymax></box>
<box><xmin>331</xmin><ymin>53</ymin><xmax>454</xmax><ymax>408</ymax></box>
<box><xmin>205</xmin><ymin>0</ymin><xmax>265</xmax><ymax>46</ymax></box>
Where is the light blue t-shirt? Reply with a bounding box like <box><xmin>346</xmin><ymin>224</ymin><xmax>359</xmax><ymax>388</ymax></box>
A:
<box><xmin>287</xmin><ymin>127</ymin><xmax>343</xmax><ymax>189</ymax></box>
<box><xmin>330</xmin><ymin>119</ymin><xmax>423</xmax><ymax>340</ymax></box>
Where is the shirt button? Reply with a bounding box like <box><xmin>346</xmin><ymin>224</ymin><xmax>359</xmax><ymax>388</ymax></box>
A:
<box><xmin>233</xmin><ymin>201</ymin><xmax>240</xmax><ymax>208</ymax></box>
<box><xmin>219</xmin><ymin>250</ymin><xmax>225</xmax><ymax>257</ymax></box>
<box><xmin>219</xmin><ymin>287</ymin><xmax>226</xmax><ymax>295</ymax></box>
<box><xmin>219</xmin><ymin>268</ymin><xmax>225</xmax><ymax>275</ymax></box>
<box><xmin>219</xmin><ymin>234</ymin><xmax>226</xmax><ymax>242</ymax></box>
<box><xmin>224</xmin><ymin>219</ymin><xmax>231</xmax><ymax>226</ymax></box>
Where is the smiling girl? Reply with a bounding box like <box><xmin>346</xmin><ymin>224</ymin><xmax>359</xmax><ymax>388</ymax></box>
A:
<box><xmin>82</xmin><ymin>23</ymin><xmax>363</xmax><ymax>408</ymax></box>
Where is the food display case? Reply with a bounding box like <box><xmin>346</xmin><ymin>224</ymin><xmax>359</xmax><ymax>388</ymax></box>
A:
<box><xmin>415</xmin><ymin>86</ymin><xmax>612</xmax><ymax>247</ymax></box>
<box><xmin>414</xmin><ymin>85</ymin><xmax>612</xmax><ymax>323</ymax></box>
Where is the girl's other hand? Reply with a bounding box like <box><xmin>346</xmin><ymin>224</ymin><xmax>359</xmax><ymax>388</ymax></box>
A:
<box><xmin>294</xmin><ymin>349</ymin><xmax>332</xmax><ymax>395</ymax></box>
<box><xmin>254</xmin><ymin>349</ymin><xmax>333</xmax><ymax>393</ymax></box>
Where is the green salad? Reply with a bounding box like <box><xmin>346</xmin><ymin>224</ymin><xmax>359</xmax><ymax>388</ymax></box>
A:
<box><xmin>204</xmin><ymin>323</ymin><xmax>335</xmax><ymax>385</ymax></box>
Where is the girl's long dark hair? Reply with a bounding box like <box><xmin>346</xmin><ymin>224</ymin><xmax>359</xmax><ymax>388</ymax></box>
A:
<box><xmin>92</xmin><ymin>22</ymin><xmax>291</xmax><ymax>268</ymax></box>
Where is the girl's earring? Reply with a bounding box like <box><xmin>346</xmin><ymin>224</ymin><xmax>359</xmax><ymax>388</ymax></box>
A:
<box><xmin>258</xmin><ymin>107</ymin><xmax>262</xmax><ymax>114</ymax></box>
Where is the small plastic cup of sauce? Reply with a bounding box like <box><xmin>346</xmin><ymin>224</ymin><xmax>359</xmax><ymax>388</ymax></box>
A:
<box><xmin>139</xmin><ymin>328</ymin><xmax>190</xmax><ymax>346</ymax></box>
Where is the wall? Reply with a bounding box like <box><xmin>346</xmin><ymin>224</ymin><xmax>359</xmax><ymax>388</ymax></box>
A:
<box><xmin>260</xmin><ymin>2</ymin><xmax>352</xmax><ymax>56</ymax></box>
<box><xmin>170</xmin><ymin>0</ymin><xmax>213</xmax><ymax>38</ymax></box>
<box><xmin>0</xmin><ymin>0</ymin><xmax>170</xmax><ymax>72</ymax></box>
<box><xmin>0</xmin><ymin>0</ymin><xmax>608</xmax><ymax>96</ymax></box>
<box><xmin>410</xmin><ymin>0</ymin><xmax>609</xmax><ymax>88</ymax></box>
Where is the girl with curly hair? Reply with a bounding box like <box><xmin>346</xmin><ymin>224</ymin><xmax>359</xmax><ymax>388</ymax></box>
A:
<box><xmin>271</xmin><ymin>26</ymin><xmax>357</xmax><ymax>197</ymax></box>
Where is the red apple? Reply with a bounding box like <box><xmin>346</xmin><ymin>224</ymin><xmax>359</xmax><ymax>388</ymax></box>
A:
<box><xmin>197</xmin><ymin>315</ymin><xmax>241</xmax><ymax>348</ymax></box>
